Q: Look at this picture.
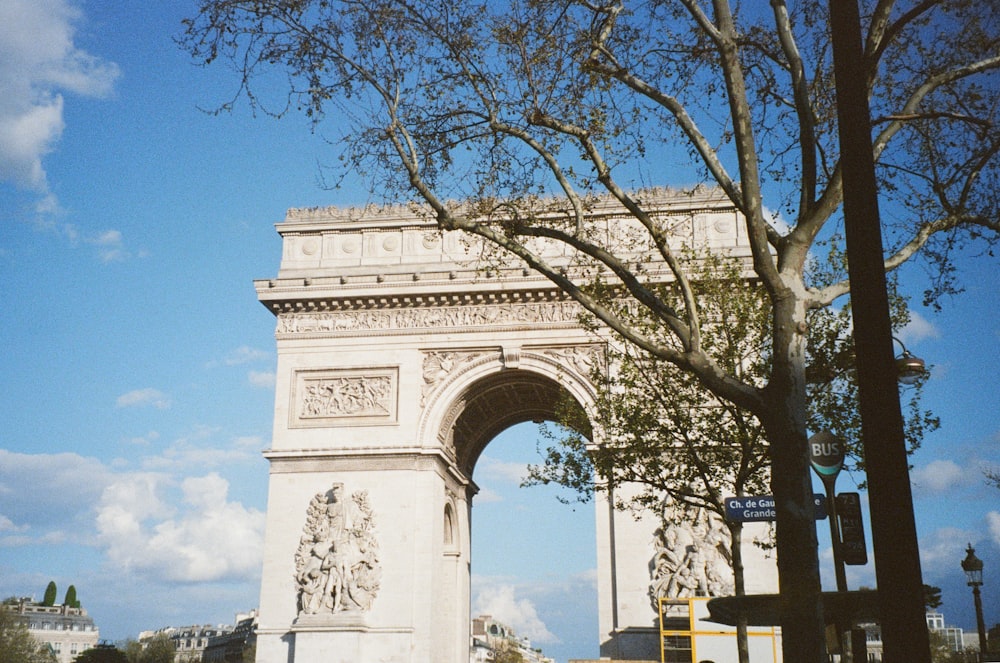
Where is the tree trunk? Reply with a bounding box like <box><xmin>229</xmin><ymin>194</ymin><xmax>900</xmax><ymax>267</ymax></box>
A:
<box><xmin>763</xmin><ymin>294</ymin><xmax>827</xmax><ymax>663</ymax></box>
<box><xmin>767</xmin><ymin>413</ymin><xmax>826</xmax><ymax>662</ymax></box>
<box><xmin>729</xmin><ymin>522</ymin><xmax>750</xmax><ymax>663</ymax></box>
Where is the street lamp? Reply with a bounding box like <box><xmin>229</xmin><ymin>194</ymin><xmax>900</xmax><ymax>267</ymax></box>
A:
<box><xmin>961</xmin><ymin>544</ymin><xmax>989</xmax><ymax>658</ymax></box>
<box><xmin>892</xmin><ymin>337</ymin><xmax>927</xmax><ymax>385</ymax></box>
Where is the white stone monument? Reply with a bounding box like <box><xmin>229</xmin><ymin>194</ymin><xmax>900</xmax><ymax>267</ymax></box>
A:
<box><xmin>252</xmin><ymin>189</ymin><xmax>778</xmax><ymax>662</ymax></box>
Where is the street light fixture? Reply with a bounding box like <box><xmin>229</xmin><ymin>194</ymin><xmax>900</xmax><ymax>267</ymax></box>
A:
<box><xmin>961</xmin><ymin>543</ymin><xmax>989</xmax><ymax>658</ymax></box>
<box><xmin>892</xmin><ymin>337</ymin><xmax>927</xmax><ymax>385</ymax></box>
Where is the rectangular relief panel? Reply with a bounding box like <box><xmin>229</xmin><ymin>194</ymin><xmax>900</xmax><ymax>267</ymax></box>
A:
<box><xmin>290</xmin><ymin>367</ymin><xmax>399</xmax><ymax>428</ymax></box>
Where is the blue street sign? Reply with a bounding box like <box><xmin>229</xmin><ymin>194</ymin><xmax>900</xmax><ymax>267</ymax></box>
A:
<box><xmin>725</xmin><ymin>494</ymin><xmax>827</xmax><ymax>522</ymax></box>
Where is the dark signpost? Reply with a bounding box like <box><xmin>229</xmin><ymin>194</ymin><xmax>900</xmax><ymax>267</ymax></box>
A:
<box><xmin>809</xmin><ymin>431</ymin><xmax>869</xmax><ymax>662</ymax></box>
<box><xmin>836</xmin><ymin>493</ymin><xmax>868</xmax><ymax>566</ymax></box>
<box><xmin>809</xmin><ymin>431</ymin><xmax>849</xmax><ymax>588</ymax></box>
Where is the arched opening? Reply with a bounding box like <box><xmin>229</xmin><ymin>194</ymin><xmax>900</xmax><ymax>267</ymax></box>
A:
<box><xmin>470</xmin><ymin>421</ymin><xmax>598</xmax><ymax>663</ymax></box>
<box><xmin>445</xmin><ymin>368</ymin><xmax>598</xmax><ymax>662</ymax></box>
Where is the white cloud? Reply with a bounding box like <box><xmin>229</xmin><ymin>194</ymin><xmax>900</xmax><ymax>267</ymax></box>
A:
<box><xmin>225</xmin><ymin>346</ymin><xmax>270</xmax><ymax>366</ymax></box>
<box><xmin>474</xmin><ymin>487</ymin><xmax>503</xmax><ymax>504</ymax></box>
<box><xmin>0</xmin><ymin>514</ymin><xmax>27</xmax><ymax>533</ymax></box>
<box><xmin>248</xmin><ymin>370</ymin><xmax>275</xmax><ymax>388</ymax></box>
<box><xmin>0</xmin><ymin>449</ymin><xmax>112</xmax><ymax>540</ymax></box>
<box><xmin>0</xmin><ymin>0</ymin><xmax>119</xmax><ymax>192</ymax></box>
<box><xmin>232</xmin><ymin>436</ymin><xmax>265</xmax><ymax>450</ymax></box>
<box><xmin>87</xmin><ymin>228</ymin><xmax>128</xmax><ymax>262</ymax></box>
<box><xmin>477</xmin><ymin>455</ymin><xmax>529</xmax><ymax>484</ymax></box>
<box><xmin>987</xmin><ymin>512</ymin><xmax>1000</xmax><ymax>548</ymax></box>
<box><xmin>910</xmin><ymin>459</ymin><xmax>978</xmax><ymax>496</ymax></box>
<box><xmin>919</xmin><ymin>526</ymin><xmax>980</xmax><ymax>575</ymax></box>
<box><xmin>762</xmin><ymin>207</ymin><xmax>792</xmax><ymax>235</ymax></box>
<box><xmin>899</xmin><ymin>311</ymin><xmax>940</xmax><ymax>344</ymax></box>
<box><xmin>207</xmin><ymin>346</ymin><xmax>272</xmax><ymax>370</ymax></box>
<box><xmin>125</xmin><ymin>430</ymin><xmax>160</xmax><ymax>446</ymax></box>
<box><xmin>139</xmin><ymin>426</ymin><xmax>261</xmax><ymax>472</ymax></box>
<box><xmin>95</xmin><ymin>472</ymin><xmax>265</xmax><ymax>583</ymax></box>
<box><xmin>116</xmin><ymin>388</ymin><xmax>171</xmax><ymax>409</ymax></box>
<box><xmin>142</xmin><ymin>441</ymin><xmax>259</xmax><ymax>472</ymax></box>
<box><xmin>472</xmin><ymin>582</ymin><xmax>559</xmax><ymax>644</ymax></box>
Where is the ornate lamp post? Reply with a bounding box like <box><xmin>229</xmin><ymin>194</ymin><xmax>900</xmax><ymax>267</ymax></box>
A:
<box><xmin>961</xmin><ymin>544</ymin><xmax>989</xmax><ymax>658</ymax></box>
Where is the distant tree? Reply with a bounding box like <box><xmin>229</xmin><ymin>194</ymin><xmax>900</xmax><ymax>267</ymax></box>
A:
<box><xmin>924</xmin><ymin>584</ymin><xmax>943</xmax><ymax>610</ymax></box>
<box><xmin>74</xmin><ymin>644</ymin><xmax>128</xmax><ymax>663</ymax></box>
<box><xmin>42</xmin><ymin>582</ymin><xmax>57</xmax><ymax>607</ymax></box>
<box><xmin>119</xmin><ymin>638</ymin><xmax>143</xmax><ymax>663</ymax></box>
<box><xmin>138</xmin><ymin>634</ymin><xmax>175</xmax><ymax>663</ymax></box>
<box><xmin>927</xmin><ymin>629</ymin><xmax>955</xmax><ymax>663</ymax></box>
<box><xmin>64</xmin><ymin>586</ymin><xmax>80</xmax><ymax>609</ymax></box>
<box><xmin>0</xmin><ymin>608</ymin><xmax>58</xmax><ymax>663</ymax></box>
<box><xmin>986</xmin><ymin>467</ymin><xmax>1000</xmax><ymax>490</ymax></box>
<box><xmin>989</xmin><ymin>623</ymin><xmax>1000</xmax><ymax>654</ymax></box>
<box><xmin>492</xmin><ymin>641</ymin><xmax>525</xmax><ymax>663</ymax></box>
<box><xmin>118</xmin><ymin>635</ymin><xmax>175</xmax><ymax>663</ymax></box>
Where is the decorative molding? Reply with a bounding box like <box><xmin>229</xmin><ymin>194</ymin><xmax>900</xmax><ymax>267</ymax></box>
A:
<box><xmin>501</xmin><ymin>346</ymin><xmax>521</xmax><ymax>369</ymax></box>
<box><xmin>421</xmin><ymin>350</ymin><xmax>489</xmax><ymax>407</ymax></box>
<box><xmin>540</xmin><ymin>345</ymin><xmax>605</xmax><ymax>380</ymax></box>
<box><xmin>275</xmin><ymin>299</ymin><xmax>584</xmax><ymax>337</ymax></box>
<box><xmin>291</xmin><ymin>367</ymin><xmax>398</xmax><ymax>428</ymax></box>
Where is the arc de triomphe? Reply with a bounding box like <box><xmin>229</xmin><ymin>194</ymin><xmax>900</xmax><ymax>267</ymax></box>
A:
<box><xmin>252</xmin><ymin>188</ymin><xmax>778</xmax><ymax>662</ymax></box>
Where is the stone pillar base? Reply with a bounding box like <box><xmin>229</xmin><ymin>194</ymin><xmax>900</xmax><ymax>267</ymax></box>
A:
<box><xmin>287</xmin><ymin>623</ymin><xmax>414</xmax><ymax>663</ymax></box>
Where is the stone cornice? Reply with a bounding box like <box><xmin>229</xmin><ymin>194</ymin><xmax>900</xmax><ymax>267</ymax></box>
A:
<box><xmin>257</xmin><ymin>283</ymin><xmax>572</xmax><ymax>315</ymax></box>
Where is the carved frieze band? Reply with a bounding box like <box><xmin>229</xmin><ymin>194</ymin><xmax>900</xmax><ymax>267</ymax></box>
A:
<box><xmin>276</xmin><ymin>300</ymin><xmax>584</xmax><ymax>336</ymax></box>
<box><xmin>291</xmin><ymin>367</ymin><xmax>398</xmax><ymax>428</ymax></box>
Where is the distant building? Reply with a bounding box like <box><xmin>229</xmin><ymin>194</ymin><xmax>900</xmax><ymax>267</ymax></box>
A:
<box><xmin>861</xmin><ymin>610</ymin><xmax>971</xmax><ymax>662</ymax></box>
<box><xmin>2</xmin><ymin>598</ymin><xmax>100</xmax><ymax>663</ymax></box>
<box><xmin>139</xmin><ymin>623</ymin><xmax>232</xmax><ymax>662</ymax></box>
<box><xmin>927</xmin><ymin>611</ymin><xmax>967</xmax><ymax>653</ymax></box>
<box><xmin>470</xmin><ymin>615</ymin><xmax>554</xmax><ymax>663</ymax></box>
<box><xmin>203</xmin><ymin>610</ymin><xmax>259</xmax><ymax>663</ymax></box>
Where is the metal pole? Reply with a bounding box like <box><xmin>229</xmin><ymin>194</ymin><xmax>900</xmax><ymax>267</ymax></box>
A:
<box><xmin>973</xmin><ymin>585</ymin><xmax>988</xmax><ymax>657</ymax></box>
<box><xmin>826</xmin><ymin>484</ymin><xmax>847</xmax><ymax>592</ymax></box>
<box><xmin>825</xmin><ymin>485</ymin><xmax>854</xmax><ymax>663</ymax></box>
<box><xmin>827</xmin><ymin>3</ymin><xmax>931</xmax><ymax>662</ymax></box>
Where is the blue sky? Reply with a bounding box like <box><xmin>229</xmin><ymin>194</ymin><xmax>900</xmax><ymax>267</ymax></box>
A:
<box><xmin>0</xmin><ymin>2</ymin><xmax>996</xmax><ymax>661</ymax></box>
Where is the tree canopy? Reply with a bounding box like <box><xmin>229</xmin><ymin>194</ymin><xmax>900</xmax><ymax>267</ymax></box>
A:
<box><xmin>181</xmin><ymin>1</ymin><xmax>999</xmax><ymax>660</ymax></box>
<box><xmin>0</xmin><ymin>608</ymin><xmax>57</xmax><ymax>663</ymax></box>
<box><xmin>41</xmin><ymin>582</ymin><xmax>56</xmax><ymax>607</ymax></box>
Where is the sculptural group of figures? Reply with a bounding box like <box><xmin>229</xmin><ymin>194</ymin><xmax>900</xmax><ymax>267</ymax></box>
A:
<box><xmin>295</xmin><ymin>483</ymin><xmax>381</xmax><ymax>615</ymax></box>
<box><xmin>300</xmin><ymin>376</ymin><xmax>393</xmax><ymax>418</ymax></box>
<box><xmin>649</xmin><ymin>502</ymin><xmax>735</xmax><ymax>605</ymax></box>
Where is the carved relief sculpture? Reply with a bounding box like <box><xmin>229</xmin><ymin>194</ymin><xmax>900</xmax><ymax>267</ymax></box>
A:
<box><xmin>292</xmin><ymin>368</ymin><xmax>398</xmax><ymax>427</ymax></box>
<box><xmin>300</xmin><ymin>375</ymin><xmax>393</xmax><ymax>418</ymax></box>
<box><xmin>276</xmin><ymin>300</ymin><xmax>584</xmax><ymax>336</ymax></box>
<box><xmin>295</xmin><ymin>483</ymin><xmax>381</xmax><ymax>615</ymax></box>
<box><xmin>649</xmin><ymin>500</ymin><xmax>734</xmax><ymax>608</ymax></box>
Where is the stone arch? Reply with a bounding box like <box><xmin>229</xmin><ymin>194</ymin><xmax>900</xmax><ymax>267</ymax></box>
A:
<box><xmin>418</xmin><ymin>347</ymin><xmax>600</xmax><ymax>478</ymax></box>
<box><xmin>251</xmin><ymin>189</ymin><xmax>773</xmax><ymax>663</ymax></box>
